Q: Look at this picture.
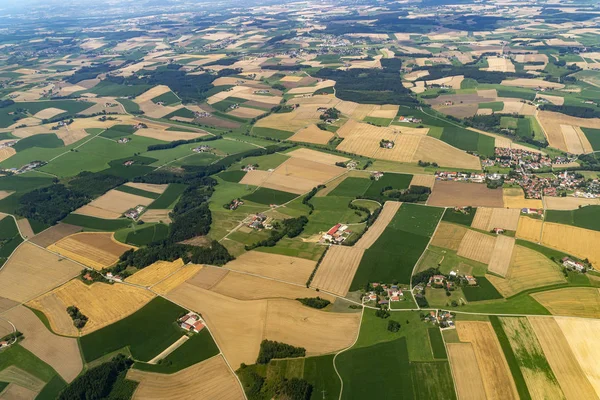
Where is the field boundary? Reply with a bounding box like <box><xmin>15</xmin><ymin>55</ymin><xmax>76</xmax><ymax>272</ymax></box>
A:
<box><xmin>333</xmin><ymin>306</ymin><xmax>365</xmax><ymax>400</ymax></box>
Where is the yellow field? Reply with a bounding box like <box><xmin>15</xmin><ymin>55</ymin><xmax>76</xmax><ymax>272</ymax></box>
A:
<box><xmin>457</xmin><ymin>230</ymin><xmax>495</xmax><ymax>264</ymax></box>
<box><xmin>223</xmin><ymin>251</ymin><xmax>316</xmax><ymax>286</ymax></box>
<box><xmin>140</xmin><ymin>209</ymin><xmax>172</xmax><ymax>224</ymax></box>
<box><xmin>134</xmin><ymin>85</ymin><xmax>171</xmax><ymax>103</ymax></box>
<box><xmin>472</xmin><ymin>207</ymin><xmax>520</xmax><ymax>231</ymax></box>
<box><xmin>0</xmin><ymin>147</ymin><xmax>16</xmax><ymax>162</ymax></box>
<box><xmin>0</xmin><ymin>243</ymin><xmax>81</xmax><ymax>303</ymax></box>
<box><xmin>124</xmin><ymin>182</ymin><xmax>168</xmax><ymax>194</ymax></box>
<box><xmin>310</xmin><ymin>246</ymin><xmax>365</xmax><ymax>296</ymax></box>
<box><xmin>151</xmin><ymin>264</ymin><xmax>203</xmax><ymax>295</ymax></box>
<box><xmin>127</xmin><ymin>355</ymin><xmax>245</xmax><ymax>400</ymax></box>
<box><xmin>409</xmin><ymin>174</ymin><xmax>436</xmax><ymax>188</ymax></box>
<box><xmin>457</xmin><ymin>321</ymin><xmax>518</xmax><ymax>400</ymax></box>
<box><xmin>529</xmin><ymin>317</ymin><xmax>598</xmax><ymax>400</ymax></box>
<box><xmin>355</xmin><ymin>201</ymin><xmax>401</xmax><ymax>249</ymax></box>
<box><xmin>561</xmin><ymin>124</ymin><xmax>593</xmax><ymax>154</ymax></box>
<box><xmin>429</xmin><ymin>222</ymin><xmax>467</xmax><ymax>251</ymax></box>
<box><xmin>412</xmin><ymin>136</ymin><xmax>482</xmax><ymax>170</ymax></box>
<box><xmin>531</xmin><ymin>287</ymin><xmax>600</xmax><ymax>318</ymax></box>
<box><xmin>484</xmin><ymin>56</ymin><xmax>516</xmax><ymax>73</ymax></box>
<box><xmin>487</xmin><ymin>235</ymin><xmax>515</xmax><ymax>277</ymax></box>
<box><xmin>499</xmin><ymin>317</ymin><xmax>566</xmax><ymax>400</ymax></box>
<box><xmin>503</xmin><ymin>187</ymin><xmax>544</xmax><ymax>209</ymax></box>
<box><xmin>286</xmin><ymin>148</ymin><xmax>349</xmax><ymax>165</ymax></box>
<box><xmin>125</xmin><ymin>259</ymin><xmax>185</xmax><ymax>287</ymax></box>
<box><xmin>447</xmin><ymin>343</ymin><xmax>487</xmax><ymax>400</ymax></box>
<box><xmin>544</xmin><ymin>196</ymin><xmax>600</xmax><ymax>210</ymax></box>
<box><xmin>487</xmin><ymin>245</ymin><xmax>567</xmax><ymax>297</ymax></box>
<box><xmin>501</xmin><ymin>79</ymin><xmax>565</xmax><ymax>89</ymax></box>
<box><xmin>541</xmin><ymin>222</ymin><xmax>600</xmax><ymax>267</ymax></box>
<box><xmin>28</xmin><ymin>279</ymin><xmax>155</xmax><ymax>335</ymax></box>
<box><xmin>516</xmin><ymin>216</ymin><xmax>543</xmax><ymax>243</ymax></box>
<box><xmin>48</xmin><ymin>232</ymin><xmax>133</xmax><ymax>270</ymax></box>
<box><xmin>288</xmin><ymin>124</ymin><xmax>334</xmax><ymax>145</ymax></box>
<box><xmin>537</xmin><ymin>110</ymin><xmax>600</xmax><ymax>153</ymax></box>
<box><xmin>73</xmin><ymin>189</ymin><xmax>155</xmax><ymax>220</ymax></box>
<box><xmin>254</xmin><ymin>104</ymin><xmax>321</xmax><ymax>131</ymax></box>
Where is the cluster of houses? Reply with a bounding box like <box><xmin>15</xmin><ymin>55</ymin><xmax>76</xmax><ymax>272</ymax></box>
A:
<box><xmin>397</xmin><ymin>116</ymin><xmax>422</xmax><ymax>124</ymax></box>
<box><xmin>435</xmin><ymin>171</ymin><xmax>487</xmax><ymax>183</ymax></box>
<box><xmin>246</xmin><ymin>213</ymin><xmax>273</xmax><ymax>230</ymax></box>
<box><xmin>227</xmin><ymin>103</ymin><xmax>240</xmax><ymax>111</ymax></box>
<box><xmin>254</xmin><ymin>89</ymin><xmax>270</xmax><ymax>94</ymax></box>
<box><xmin>1</xmin><ymin>161</ymin><xmax>45</xmax><ymax>175</ymax></box>
<box><xmin>428</xmin><ymin>272</ymin><xmax>477</xmax><ymax>291</ymax></box>
<box><xmin>506</xmin><ymin>170</ymin><xmax>599</xmax><ymax>199</ymax></box>
<box><xmin>0</xmin><ymin>140</ymin><xmax>17</xmax><ymax>150</ymax></box>
<box><xmin>380</xmin><ymin>139</ymin><xmax>395</xmax><ymax>149</ymax></box>
<box><xmin>227</xmin><ymin>198</ymin><xmax>244</xmax><ymax>210</ymax></box>
<box><xmin>242</xmin><ymin>164</ymin><xmax>257</xmax><ymax>172</ymax></box>
<box><xmin>117</xmin><ymin>137</ymin><xmax>130</xmax><ymax>144</ymax></box>
<box><xmin>124</xmin><ymin>205</ymin><xmax>146</xmax><ymax>220</ymax></box>
<box><xmin>178</xmin><ymin>312</ymin><xmax>206</xmax><ymax>333</ymax></box>
<box><xmin>193</xmin><ymin>145</ymin><xmax>211</xmax><ymax>153</ymax></box>
<box><xmin>423</xmin><ymin>310</ymin><xmax>455</xmax><ymax>329</ymax></box>
<box><xmin>320</xmin><ymin>223</ymin><xmax>352</xmax><ymax>244</ymax></box>
<box><xmin>123</xmin><ymin>160</ymin><xmax>135</xmax><ymax>166</ymax></box>
<box><xmin>482</xmin><ymin>147</ymin><xmax>554</xmax><ymax>172</ymax></box>
<box><xmin>363</xmin><ymin>283</ymin><xmax>406</xmax><ymax>305</ymax></box>
<box><xmin>195</xmin><ymin>111</ymin><xmax>212</xmax><ymax>118</ymax></box>
<box><xmin>371</xmin><ymin>171</ymin><xmax>384</xmax><ymax>180</ymax></box>
<box><xmin>105</xmin><ymin>271</ymin><xmax>123</xmax><ymax>282</ymax></box>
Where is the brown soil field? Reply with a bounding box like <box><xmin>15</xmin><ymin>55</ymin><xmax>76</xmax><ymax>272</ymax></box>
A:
<box><xmin>457</xmin><ymin>321</ymin><xmax>519</xmax><ymax>400</ymax></box>
<box><xmin>537</xmin><ymin>111</ymin><xmax>600</xmax><ymax>153</ymax></box>
<box><xmin>457</xmin><ymin>230</ymin><xmax>496</xmax><ymax>264</ymax></box>
<box><xmin>187</xmin><ymin>266</ymin><xmax>229</xmax><ymax>289</ymax></box>
<box><xmin>0</xmin><ymin>243</ymin><xmax>81</xmax><ymax>303</ymax></box>
<box><xmin>72</xmin><ymin>204</ymin><xmax>122</xmax><ymax>220</ymax></box>
<box><xmin>224</xmin><ymin>251</ymin><xmax>316</xmax><ymax>286</ymax></box>
<box><xmin>28</xmin><ymin>279</ymin><xmax>155</xmax><ymax>335</ymax></box>
<box><xmin>541</xmin><ymin>222</ymin><xmax>600</xmax><ymax>267</ymax></box>
<box><xmin>127</xmin><ymin>355</ymin><xmax>245</xmax><ymax>400</ymax></box>
<box><xmin>410</xmin><ymin>174</ymin><xmax>436</xmax><ymax>188</ymax></box>
<box><xmin>0</xmin><ymin>384</ymin><xmax>38</xmax><ymax>399</ymax></box>
<box><xmin>228</xmin><ymin>107</ymin><xmax>265</xmax><ymax>119</ymax></box>
<box><xmin>288</xmin><ymin>124</ymin><xmax>334</xmax><ymax>145</ymax></box>
<box><xmin>502</xmin><ymin>79</ymin><xmax>564</xmax><ymax>89</ymax></box>
<box><xmin>428</xmin><ymin>182</ymin><xmax>503</xmax><ymax>207</ymax></box>
<box><xmin>544</xmin><ymin>196</ymin><xmax>600</xmax><ymax>210</ymax></box>
<box><xmin>556</xmin><ymin>317</ymin><xmax>600</xmax><ymax>397</ymax></box>
<box><xmin>16</xmin><ymin>218</ymin><xmax>34</xmax><ymax>240</ymax></box>
<box><xmin>0</xmin><ymin>147</ymin><xmax>16</xmax><ymax>162</ymax></box>
<box><xmin>124</xmin><ymin>182</ymin><xmax>168</xmax><ymax>195</ymax></box>
<box><xmin>151</xmin><ymin>264</ymin><xmax>203</xmax><ymax>295</ymax></box>
<box><xmin>487</xmin><ymin>245</ymin><xmax>566</xmax><ymax>297</ymax></box>
<box><xmin>435</xmin><ymin>103</ymin><xmax>478</xmax><ymax>118</ymax></box>
<box><xmin>73</xmin><ymin>189</ymin><xmax>155</xmax><ymax>219</ymax></box>
<box><xmin>487</xmin><ymin>235</ymin><xmax>515</xmax><ymax>277</ymax></box>
<box><xmin>310</xmin><ymin>246</ymin><xmax>365</xmax><ymax>297</ymax></box>
<box><xmin>212</xmin><ymin>270</ymin><xmax>334</xmax><ymax>302</ymax></box>
<box><xmin>531</xmin><ymin>287</ymin><xmax>600</xmax><ymax>318</ymax></box>
<box><xmin>472</xmin><ymin>207</ymin><xmax>520</xmax><ymax>231</ymax></box>
<box><xmin>430</xmin><ymin>222</ymin><xmax>468</xmax><ymax>251</ymax></box>
<box><xmin>48</xmin><ymin>232</ymin><xmax>133</xmax><ymax>270</ymax></box>
<box><xmin>447</xmin><ymin>343</ymin><xmax>487</xmax><ymax>400</ymax></box>
<box><xmin>285</xmin><ymin>148</ymin><xmax>349</xmax><ymax>165</ymax></box>
<box><xmin>140</xmin><ymin>209</ymin><xmax>172</xmax><ymax>224</ymax></box>
<box><xmin>355</xmin><ymin>201</ymin><xmax>401</xmax><ymax>249</ymax></box>
<box><xmin>2</xmin><ymin>305</ymin><xmax>82</xmax><ymax>383</ymax></box>
<box><xmin>503</xmin><ymin>187</ymin><xmax>544</xmax><ymax>209</ymax></box>
<box><xmin>0</xmin><ymin>297</ymin><xmax>18</xmax><ymax>314</ymax></box>
<box><xmin>516</xmin><ymin>216</ymin><xmax>543</xmax><ymax>243</ymax></box>
<box><xmin>500</xmin><ymin>317</ymin><xmax>566</xmax><ymax>400</ymax></box>
<box><xmin>125</xmin><ymin>259</ymin><xmax>185</xmax><ymax>287</ymax></box>
<box><xmin>29</xmin><ymin>223</ymin><xmax>82</xmax><ymax>248</ymax></box>
<box><xmin>529</xmin><ymin>317</ymin><xmax>598</xmax><ymax>400</ymax></box>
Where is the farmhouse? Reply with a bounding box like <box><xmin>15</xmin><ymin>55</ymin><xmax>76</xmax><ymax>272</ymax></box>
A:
<box><xmin>193</xmin><ymin>145</ymin><xmax>211</xmax><ymax>153</ymax></box>
<box><xmin>372</xmin><ymin>171</ymin><xmax>384</xmax><ymax>180</ymax></box>
<box><xmin>321</xmin><ymin>223</ymin><xmax>351</xmax><ymax>244</ymax></box>
<box><xmin>117</xmin><ymin>137</ymin><xmax>130</xmax><ymax>144</ymax></box>
<box><xmin>562</xmin><ymin>257</ymin><xmax>586</xmax><ymax>272</ymax></box>
<box><xmin>178</xmin><ymin>311</ymin><xmax>205</xmax><ymax>333</ymax></box>
<box><xmin>124</xmin><ymin>205</ymin><xmax>146</xmax><ymax>220</ymax></box>
<box><xmin>105</xmin><ymin>272</ymin><xmax>123</xmax><ymax>282</ymax></box>
<box><xmin>123</xmin><ymin>160</ymin><xmax>135</xmax><ymax>166</ymax></box>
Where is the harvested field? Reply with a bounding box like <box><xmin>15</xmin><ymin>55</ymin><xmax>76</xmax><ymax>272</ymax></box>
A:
<box><xmin>310</xmin><ymin>246</ymin><xmax>365</xmax><ymax>297</ymax></box>
<box><xmin>187</xmin><ymin>266</ymin><xmax>229</xmax><ymax>290</ymax></box>
<box><xmin>127</xmin><ymin>355</ymin><xmax>245</xmax><ymax>400</ymax></box>
<box><xmin>0</xmin><ymin>384</ymin><xmax>38</xmax><ymax>399</ymax></box>
<box><xmin>27</xmin><ymin>291</ymin><xmax>77</xmax><ymax>336</ymax></box>
<box><xmin>370</xmin><ymin>134</ymin><xmax>422</xmax><ymax>162</ymax></box>
<box><xmin>355</xmin><ymin>201</ymin><xmax>401</xmax><ymax>249</ymax></box>
<box><xmin>536</xmin><ymin>94</ymin><xmax>564</xmax><ymax>106</ymax></box>
<box><xmin>124</xmin><ymin>182</ymin><xmax>168</xmax><ymax>195</ymax></box>
<box><xmin>556</xmin><ymin>317</ymin><xmax>600</xmax><ymax>397</ymax></box>
<box><xmin>404</xmin><ymin>70</ymin><xmax>429</xmax><ymax>81</ymax></box>
<box><xmin>501</xmin><ymin>79</ymin><xmax>564</xmax><ymax>89</ymax></box>
<box><xmin>29</xmin><ymin>223</ymin><xmax>82</xmax><ymax>248</ymax></box>
<box><xmin>28</xmin><ymin>279</ymin><xmax>155</xmax><ymax>335</ymax></box>
<box><xmin>73</xmin><ymin>189</ymin><xmax>155</xmax><ymax>220</ymax></box>
<box><xmin>0</xmin><ymin>147</ymin><xmax>15</xmax><ymax>162</ymax></box>
<box><xmin>125</xmin><ymin>259</ymin><xmax>185</xmax><ymax>287</ymax></box>
<box><xmin>0</xmin><ymin>243</ymin><xmax>80</xmax><ymax>303</ymax></box>
<box><xmin>134</xmin><ymin>85</ymin><xmax>172</xmax><ymax>103</ymax></box>
<box><xmin>426</xmin><ymin>75</ymin><xmax>464</xmax><ymax>89</ymax></box>
<box><xmin>47</xmin><ymin>232</ymin><xmax>133</xmax><ymax>270</ymax></box>
<box><xmin>457</xmin><ymin>230</ymin><xmax>496</xmax><ymax>264</ymax></box>
<box><xmin>32</xmin><ymin>107</ymin><xmax>66</xmax><ymax>120</ymax></box>
<box><xmin>484</xmin><ymin>56</ymin><xmax>516</xmax><ymax>73</ymax></box>
<box><xmin>430</xmin><ymin>222</ymin><xmax>468</xmax><ymax>251</ymax></box>
<box><xmin>16</xmin><ymin>219</ymin><xmax>34</xmax><ymax>240</ymax></box>
<box><xmin>531</xmin><ymin>287</ymin><xmax>600</xmax><ymax>318</ymax></box>
<box><xmin>152</xmin><ymin>264</ymin><xmax>203</xmax><ymax>295</ymax></box>
<box><xmin>253</xmin><ymin>104</ymin><xmax>314</xmax><ymax>131</ymax></box>
<box><xmin>0</xmin><ymin>297</ymin><xmax>18</xmax><ymax>314</ymax></box>
<box><xmin>239</xmin><ymin>170</ymin><xmax>270</xmax><ymax>187</ymax></box>
<box><xmin>428</xmin><ymin>181</ymin><xmax>503</xmax><ymax>208</ymax></box>
<box><xmin>537</xmin><ymin>111</ymin><xmax>600</xmax><ymax>153</ymax></box>
<box><xmin>544</xmin><ymin>196</ymin><xmax>600</xmax><ymax>210</ymax></box>
<box><xmin>499</xmin><ymin>317</ymin><xmax>565</xmax><ymax>400</ymax></box>
<box><xmin>410</xmin><ymin>174</ymin><xmax>436</xmax><ymax>188</ymax></box>
<box><xmin>447</xmin><ymin>343</ymin><xmax>487</xmax><ymax>400</ymax></box>
<box><xmin>2</xmin><ymin>306</ymin><xmax>82</xmax><ymax>382</ymax></box>
<box><xmin>560</xmin><ymin>124</ymin><xmax>593</xmax><ymax>154</ymax></box>
<box><xmin>456</xmin><ymin>321</ymin><xmax>518</xmax><ymax>400</ymax></box>
<box><xmin>487</xmin><ymin>235</ymin><xmax>515</xmax><ymax>277</ymax></box>
<box><xmin>503</xmin><ymin>187</ymin><xmax>543</xmax><ymax>209</ymax></box>
<box><xmin>529</xmin><ymin>317</ymin><xmax>598</xmax><ymax>400</ymax></box>
<box><xmin>140</xmin><ymin>209</ymin><xmax>172</xmax><ymax>224</ymax></box>
<box><xmin>0</xmin><ymin>366</ymin><xmax>45</xmax><ymax>393</ymax></box>
<box><xmin>212</xmin><ymin>269</ymin><xmax>334</xmax><ymax>302</ymax></box>
<box><xmin>487</xmin><ymin>245</ymin><xmax>566</xmax><ymax>297</ymax></box>
<box><xmin>286</xmin><ymin>80</ymin><xmax>335</xmax><ymax>95</ymax></box>
<box><xmin>228</xmin><ymin>107</ymin><xmax>265</xmax><ymax>119</ymax></box>
<box><xmin>413</xmin><ymin>136</ymin><xmax>482</xmax><ymax>170</ymax></box>
<box><xmin>223</xmin><ymin>252</ymin><xmax>316</xmax><ymax>285</ymax></box>
<box><xmin>259</xmin><ymin>158</ymin><xmax>344</xmax><ymax>195</ymax></box>
<box><xmin>472</xmin><ymin>207</ymin><xmax>520</xmax><ymax>231</ymax></box>
<box><xmin>541</xmin><ymin>222</ymin><xmax>600</xmax><ymax>267</ymax></box>
<box><xmin>134</xmin><ymin>127</ymin><xmax>207</xmax><ymax>141</ymax></box>
<box><xmin>436</xmin><ymin>103</ymin><xmax>478</xmax><ymax>118</ymax></box>
<box><xmin>288</xmin><ymin>124</ymin><xmax>334</xmax><ymax>145</ymax></box>
<box><xmin>516</xmin><ymin>216</ymin><xmax>543</xmax><ymax>243</ymax></box>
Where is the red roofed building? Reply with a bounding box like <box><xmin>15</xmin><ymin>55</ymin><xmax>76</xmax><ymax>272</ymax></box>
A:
<box><xmin>327</xmin><ymin>224</ymin><xmax>341</xmax><ymax>235</ymax></box>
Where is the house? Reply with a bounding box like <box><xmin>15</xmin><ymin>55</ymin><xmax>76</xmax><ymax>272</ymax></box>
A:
<box><xmin>117</xmin><ymin>138</ymin><xmax>130</xmax><ymax>144</ymax></box>
<box><xmin>372</xmin><ymin>171</ymin><xmax>384</xmax><ymax>181</ymax></box>
<box><xmin>105</xmin><ymin>272</ymin><xmax>123</xmax><ymax>282</ymax></box>
<box><xmin>178</xmin><ymin>312</ymin><xmax>205</xmax><ymax>333</ymax></box>
<box><xmin>123</xmin><ymin>160</ymin><xmax>135</xmax><ymax>166</ymax></box>
<box><xmin>465</xmin><ymin>275</ymin><xmax>477</xmax><ymax>285</ymax></box>
<box><xmin>492</xmin><ymin>228</ymin><xmax>505</xmax><ymax>234</ymax></box>
<box><xmin>562</xmin><ymin>257</ymin><xmax>586</xmax><ymax>272</ymax></box>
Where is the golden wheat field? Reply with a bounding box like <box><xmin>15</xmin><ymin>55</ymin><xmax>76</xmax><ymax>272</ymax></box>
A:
<box><xmin>430</xmin><ymin>222</ymin><xmax>468</xmax><ymax>251</ymax></box>
<box><xmin>471</xmin><ymin>207</ymin><xmax>520</xmax><ymax>231</ymax></box>
<box><xmin>503</xmin><ymin>187</ymin><xmax>544</xmax><ymax>209</ymax></box>
<box><xmin>531</xmin><ymin>287</ymin><xmax>600</xmax><ymax>318</ymax></box>
<box><xmin>48</xmin><ymin>232</ymin><xmax>133</xmax><ymax>270</ymax></box>
<box><xmin>541</xmin><ymin>222</ymin><xmax>600</xmax><ymax>267</ymax></box>
<box><xmin>457</xmin><ymin>230</ymin><xmax>496</xmax><ymax>264</ymax></box>
<box><xmin>223</xmin><ymin>251</ymin><xmax>316</xmax><ymax>285</ymax></box>
<box><xmin>355</xmin><ymin>201</ymin><xmax>401</xmax><ymax>249</ymax></box>
<box><xmin>125</xmin><ymin>259</ymin><xmax>185</xmax><ymax>287</ymax></box>
<box><xmin>487</xmin><ymin>235</ymin><xmax>515</xmax><ymax>277</ymax></box>
<box><xmin>447</xmin><ymin>343</ymin><xmax>487</xmax><ymax>400</ymax></box>
<box><xmin>288</xmin><ymin>124</ymin><xmax>334</xmax><ymax>145</ymax></box>
<box><xmin>310</xmin><ymin>246</ymin><xmax>365</xmax><ymax>297</ymax></box>
<box><xmin>151</xmin><ymin>264</ymin><xmax>203</xmax><ymax>295</ymax></box>
<box><xmin>516</xmin><ymin>216</ymin><xmax>543</xmax><ymax>243</ymax></box>
<box><xmin>285</xmin><ymin>148</ymin><xmax>349</xmax><ymax>165</ymax></box>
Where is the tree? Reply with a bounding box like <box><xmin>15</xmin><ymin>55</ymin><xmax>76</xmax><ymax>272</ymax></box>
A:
<box><xmin>387</xmin><ymin>320</ymin><xmax>401</xmax><ymax>332</ymax></box>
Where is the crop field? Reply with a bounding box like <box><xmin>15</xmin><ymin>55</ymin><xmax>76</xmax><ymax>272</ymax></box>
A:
<box><xmin>537</xmin><ymin>110</ymin><xmax>600</xmax><ymax>153</ymax></box>
<box><xmin>243</xmin><ymin>187</ymin><xmax>298</xmax><ymax>205</ymax></box>
<box><xmin>499</xmin><ymin>317</ymin><xmax>565</xmax><ymax>400</ymax></box>
<box><xmin>28</xmin><ymin>279</ymin><xmax>155</xmax><ymax>335</ymax></box>
<box><xmin>410</xmin><ymin>362</ymin><xmax>456</xmax><ymax>400</ymax></box>
<box><xmin>48</xmin><ymin>232</ymin><xmax>132</xmax><ymax>270</ymax></box>
<box><xmin>288</xmin><ymin>124</ymin><xmax>334</xmax><ymax>144</ymax></box>
<box><xmin>327</xmin><ymin>177</ymin><xmax>372</xmax><ymax>198</ymax></box>
<box><xmin>223</xmin><ymin>251</ymin><xmax>316</xmax><ymax>285</ymax></box>
<box><xmin>546</xmin><ymin>205</ymin><xmax>600</xmax><ymax>232</ymax></box>
<box><xmin>503</xmin><ymin>187</ymin><xmax>544</xmax><ymax>209</ymax></box>
<box><xmin>310</xmin><ymin>246</ymin><xmax>365</xmax><ymax>296</ymax></box>
<box><xmin>29</xmin><ymin>223</ymin><xmax>82</xmax><ymax>248</ymax></box>
<box><xmin>545</xmin><ymin>196</ymin><xmax>600</xmax><ymax>210</ymax></box>
<box><xmin>61</xmin><ymin>214</ymin><xmax>131</xmax><ymax>231</ymax></box>
<box><xmin>516</xmin><ymin>216</ymin><xmax>543</xmax><ymax>243</ymax></box>
<box><xmin>447</xmin><ymin>343</ymin><xmax>487</xmax><ymax>400</ymax></box>
<box><xmin>457</xmin><ymin>230</ymin><xmax>495</xmax><ymax>264</ymax></box>
<box><xmin>125</xmin><ymin>259</ymin><xmax>185</xmax><ymax>287</ymax></box>
<box><xmin>355</xmin><ymin>201</ymin><xmax>401</xmax><ymax>249</ymax></box>
<box><xmin>285</xmin><ymin>148</ymin><xmax>350</xmax><ymax>165</ymax></box>
<box><xmin>457</xmin><ymin>321</ymin><xmax>518</xmax><ymax>400</ymax></box>
<box><xmin>471</xmin><ymin>207</ymin><xmax>520</xmax><ymax>231</ymax></box>
<box><xmin>462</xmin><ymin>276</ymin><xmax>504</xmax><ymax>302</ymax></box>
<box><xmin>363</xmin><ymin>173</ymin><xmax>413</xmax><ymax>200</ymax></box>
<box><xmin>148</xmin><ymin>183</ymin><xmax>186</xmax><ymax>209</ymax></box>
<box><xmin>409</xmin><ymin>174</ymin><xmax>436</xmax><ymax>188</ymax></box>
<box><xmin>428</xmin><ymin>181</ymin><xmax>503</xmax><ymax>207</ymax></box>
<box><xmin>127</xmin><ymin>355</ymin><xmax>245</xmax><ymax>400</ymax></box>
<box><xmin>73</xmin><ymin>189</ymin><xmax>155</xmax><ymax>219</ymax></box>
<box><xmin>529</xmin><ymin>317</ymin><xmax>598</xmax><ymax>399</ymax></box>
<box><xmin>487</xmin><ymin>235</ymin><xmax>515</xmax><ymax>277</ymax></box>
<box><xmin>119</xmin><ymin>223</ymin><xmax>169</xmax><ymax>246</ymax></box>
<box><xmin>0</xmin><ymin>243</ymin><xmax>81</xmax><ymax>303</ymax></box>
<box><xmin>487</xmin><ymin>245</ymin><xmax>567</xmax><ymax>297</ymax></box>
<box><xmin>430</xmin><ymin>222</ymin><xmax>468</xmax><ymax>251</ymax></box>
<box><xmin>151</xmin><ymin>264</ymin><xmax>203</xmax><ymax>295</ymax></box>
<box><xmin>531</xmin><ymin>287</ymin><xmax>600</xmax><ymax>318</ymax></box>
<box><xmin>541</xmin><ymin>222</ymin><xmax>600</xmax><ymax>267</ymax></box>
<box><xmin>2</xmin><ymin>305</ymin><xmax>82</xmax><ymax>383</ymax></box>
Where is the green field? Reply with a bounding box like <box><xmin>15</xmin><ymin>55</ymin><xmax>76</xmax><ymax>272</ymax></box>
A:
<box><xmin>218</xmin><ymin>170</ymin><xmax>247</xmax><ymax>183</ymax></box>
<box><xmin>439</xmin><ymin>126</ymin><xmax>495</xmax><ymax>157</ymax></box>
<box><xmin>36</xmin><ymin>375</ymin><xmax>68</xmax><ymax>400</ymax></box>
<box><xmin>114</xmin><ymin>184</ymin><xmax>160</xmax><ymax>199</ymax></box>
<box><xmin>62</xmin><ymin>214</ymin><xmax>132</xmax><ymax>231</ymax></box>
<box><xmin>581</xmin><ymin>128</ymin><xmax>600</xmax><ymax>151</ymax></box>
<box><xmin>441</xmin><ymin>208</ymin><xmax>476</xmax><ymax>226</ymax></box>
<box><xmin>90</xmin><ymin>81</ymin><xmax>152</xmax><ymax>97</ymax></box>
<box><xmin>0</xmin><ymin>216</ymin><xmax>23</xmax><ymax>264</ymax></box>
<box><xmin>116</xmin><ymin>98</ymin><xmax>141</xmax><ymax>114</ymax></box>
<box><xmin>363</xmin><ymin>173</ymin><xmax>413</xmax><ymax>200</ymax></box>
<box><xmin>545</xmin><ymin>206</ymin><xmax>600</xmax><ymax>232</ymax></box>
<box><xmin>411</xmin><ymin>362</ymin><xmax>456</xmax><ymax>400</ymax></box>
<box><xmin>80</xmin><ymin>297</ymin><xmax>186</xmax><ymax>363</ymax></box>
<box><xmin>496</xmin><ymin>87</ymin><xmax>537</xmax><ymax>101</ymax></box>
<box><xmin>0</xmin><ymin>344</ymin><xmax>62</xmax><ymax>396</ymax></box>
<box><xmin>148</xmin><ymin>183</ymin><xmax>187</xmax><ymax>209</ymax></box>
<box><xmin>243</xmin><ymin>187</ymin><xmax>298</xmax><ymax>205</ymax></box>
<box><xmin>100</xmin><ymin>124</ymin><xmax>137</xmax><ymax>139</ymax></box>
<box><xmin>0</xmin><ymin>100</ymin><xmax>94</xmax><ymax>128</ymax></box>
<box><xmin>151</xmin><ymin>91</ymin><xmax>180</xmax><ymax>106</ymax></box>
<box><xmin>133</xmin><ymin>329</ymin><xmax>219</xmax><ymax>373</ymax></box>
<box><xmin>479</xmin><ymin>101</ymin><xmax>504</xmax><ymax>112</ymax></box>
<box><xmin>462</xmin><ymin>276</ymin><xmax>504</xmax><ymax>302</ymax></box>
<box><xmin>328</xmin><ymin>177</ymin><xmax>372</xmax><ymax>198</ymax></box>
<box><xmin>252</xmin><ymin>127</ymin><xmax>295</xmax><ymax>140</ymax></box>
<box><xmin>427</xmin><ymin>328</ymin><xmax>447</xmax><ymax>359</ymax></box>
<box><xmin>351</xmin><ymin>204</ymin><xmax>443</xmax><ymax>288</ymax></box>
<box><xmin>13</xmin><ymin>134</ymin><xmax>63</xmax><ymax>152</ymax></box>
<box><xmin>115</xmin><ymin>223</ymin><xmax>169</xmax><ymax>246</ymax></box>
<box><xmin>363</xmin><ymin>116</ymin><xmax>392</xmax><ymax>126</ymax></box>
<box><xmin>301</xmin><ymin>196</ymin><xmax>367</xmax><ymax>236</ymax></box>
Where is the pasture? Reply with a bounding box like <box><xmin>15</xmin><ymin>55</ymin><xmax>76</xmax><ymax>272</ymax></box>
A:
<box><xmin>243</xmin><ymin>187</ymin><xmax>298</xmax><ymax>205</ymax></box>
